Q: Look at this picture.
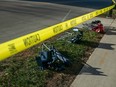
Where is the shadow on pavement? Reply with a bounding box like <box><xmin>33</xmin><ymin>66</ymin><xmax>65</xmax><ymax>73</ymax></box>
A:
<box><xmin>79</xmin><ymin>63</ymin><xmax>107</xmax><ymax>76</ymax></box>
<box><xmin>60</xmin><ymin>57</ymin><xmax>107</xmax><ymax>76</ymax></box>
<box><xmin>25</xmin><ymin>0</ymin><xmax>113</xmax><ymax>9</ymax></box>
<box><xmin>80</xmin><ymin>40</ymin><xmax>115</xmax><ymax>50</ymax></box>
<box><xmin>105</xmin><ymin>27</ymin><xmax>116</xmax><ymax>35</ymax></box>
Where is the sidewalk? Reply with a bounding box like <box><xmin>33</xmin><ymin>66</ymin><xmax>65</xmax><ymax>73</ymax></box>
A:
<box><xmin>71</xmin><ymin>17</ymin><xmax>116</xmax><ymax>87</ymax></box>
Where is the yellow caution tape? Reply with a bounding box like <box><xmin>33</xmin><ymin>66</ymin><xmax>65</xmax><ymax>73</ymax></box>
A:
<box><xmin>0</xmin><ymin>4</ymin><xmax>115</xmax><ymax>61</ymax></box>
<box><xmin>112</xmin><ymin>0</ymin><xmax>116</xmax><ymax>4</ymax></box>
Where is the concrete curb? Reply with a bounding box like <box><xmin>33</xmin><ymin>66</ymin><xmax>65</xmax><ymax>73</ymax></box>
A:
<box><xmin>71</xmin><ymin>17</ymin><xmax>116</xmax><ymax>87</ymax></box>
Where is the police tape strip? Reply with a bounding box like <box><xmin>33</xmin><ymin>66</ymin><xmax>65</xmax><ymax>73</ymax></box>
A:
<box><xmin>0</xmin><ymin>4</ymin><xmax>115</xmax><ymax>61</ymax></box>
<box><xmin>112</xmin><ymin>0</ymin><xmax>116</xmax><ymax>4</ymax></box>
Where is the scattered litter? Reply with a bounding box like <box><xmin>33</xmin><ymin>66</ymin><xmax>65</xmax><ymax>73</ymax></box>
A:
<box><xmin>57</xmin><ymin>27</ymin><xmax>83</xmax><ymax>43</ymax></box>
<box><xmin>83</xmin><ymin>20</ymin><xmax>105</xmax><ymax>33</ymax></box>
<box><xmin>36</xmin><ymin>43</ymin><xmax>71</xmax><ymax>71</ymax></box>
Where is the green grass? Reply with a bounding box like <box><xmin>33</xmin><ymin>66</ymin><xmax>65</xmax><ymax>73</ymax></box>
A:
<box><xmin>0</xmin><ymin>29</ymin><xmax>102</xmax><ymax>87</ymax></box>
<box><xmin>113</xmin><ymin>9</ymin><xmax>116</xmax><ymax>14</ymax></box>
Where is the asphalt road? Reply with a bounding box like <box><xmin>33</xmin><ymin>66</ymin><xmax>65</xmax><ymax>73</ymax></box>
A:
<box><xmin>0</xmin><ymin>0</ymin><xmax>113</xmax><ymax>43</ymax></box>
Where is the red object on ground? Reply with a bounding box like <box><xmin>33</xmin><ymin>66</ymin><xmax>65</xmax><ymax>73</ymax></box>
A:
<box><xmin>92</xmin><ymin>22</ymin><xmax>105</xmax><ymax>33</ymax></box>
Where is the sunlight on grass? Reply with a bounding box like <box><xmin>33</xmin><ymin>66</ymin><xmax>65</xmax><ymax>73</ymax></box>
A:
<box><xmin>0</xmin><ymin>29</ymin><xmax>102</xmax><ymax>87</ymax></box>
